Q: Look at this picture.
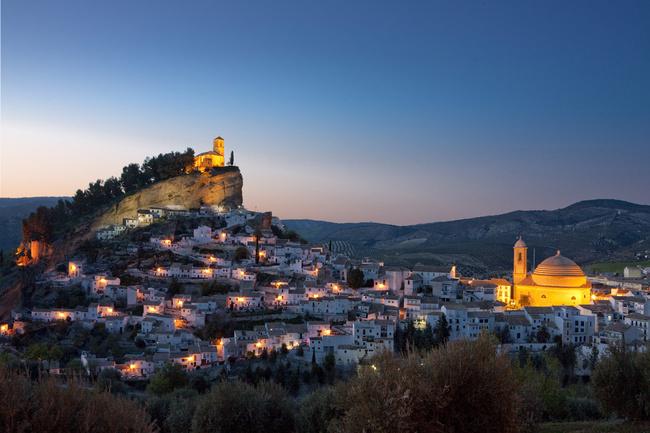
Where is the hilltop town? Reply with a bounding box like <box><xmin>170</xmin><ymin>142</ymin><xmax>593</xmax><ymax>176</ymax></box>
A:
<box><xmin>1</xmin><ymin>137</ymin><xmax>650</xmax><ymax>431</ymax></box>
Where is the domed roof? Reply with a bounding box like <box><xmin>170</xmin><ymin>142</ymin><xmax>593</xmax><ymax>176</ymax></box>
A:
<box><xmin>534</xmin><ymin>251</ymin><xmax>584</xmax><ymax>276</ymax></box>
<box><xmin>514</xmin><ymin>236</ymin><xmax>527</xmax><ymax>248</ymax></box>
<box><xmin>531</xmin><ymin>250</ymin><xmax>587</xmax><ymax>288</ymax></box>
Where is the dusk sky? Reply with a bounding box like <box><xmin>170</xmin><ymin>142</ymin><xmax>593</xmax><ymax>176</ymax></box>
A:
<box><xmin>2</xmin><ymin>0</ymin><xmax>649</xmax><ymax>225</ymax></box>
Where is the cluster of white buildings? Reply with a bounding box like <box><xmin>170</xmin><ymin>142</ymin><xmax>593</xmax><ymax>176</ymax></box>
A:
<box><xmin>95</xmin><ymin>205</ymin><xmax>257</xmax><ymax>241</ymax></box>
<box><xmin>9</xmin><ymin>209</ymin><xmax>650</xmax><ymax>382</ymax></box>
<box><xmin>220</xmin><ymin>319</ymin><xmax>395</xmax><ymax>367</ymax></box>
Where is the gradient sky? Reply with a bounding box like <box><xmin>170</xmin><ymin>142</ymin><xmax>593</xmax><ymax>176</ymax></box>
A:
<box><xmin>2</xmin><ymin>0</ymin><xmax>649</xmax><ymax>225</ymax></box>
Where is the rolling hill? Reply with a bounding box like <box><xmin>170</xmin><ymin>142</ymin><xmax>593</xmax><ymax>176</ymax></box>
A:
<box><xmin>285</xmin><ymin>199</ymin><xmax>650</xmax><ymax>273</ymax></box>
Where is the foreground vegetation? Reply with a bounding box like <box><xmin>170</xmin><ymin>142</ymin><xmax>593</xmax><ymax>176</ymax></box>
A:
<box><xmin>538</xmin><ymin>420</ymin><xmax>650</xmax><ymax>433</ymax></box>
<box><xmin>2</xmin><ymin>336</ymin><xmax>650</xmax><ymax>433</ymax></box>
<box><xmin>0</xmin><ymin>368</ymin><xmax>155</xmax><ymax>433</ymax></box>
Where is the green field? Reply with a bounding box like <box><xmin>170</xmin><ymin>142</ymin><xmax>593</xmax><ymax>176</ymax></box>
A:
<box><xmin>586</xmin><ymin>260</ymin><xmax>650</xmax><ymax>274</ymax></box>
<box><xmin>538</xmin><ymin>420</ymin><xmax>650</xmax><ymax>433</ymax></box>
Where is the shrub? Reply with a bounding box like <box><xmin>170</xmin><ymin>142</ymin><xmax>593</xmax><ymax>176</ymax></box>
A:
<box><xmin>592</xmin><ymin>346</ymin><xmax>650</xmax><ymax>420</ymax></box>
<box><xmin>565</xmin><ymin>396</ymin><xmax>602</xmax><ymax>421</ymax></box>
<box><xmin>191</xmin><ymin>380</ymin><xmax>294</xmax><ymax>433</ymax></box>
<box><xmin>347</xmin><ymin>268</ymin><xmax>364</xmax><ymax>289</ymax></box>
<box><xmin>233</xmin><ymin>246</ymin><xmax>249</xmax><ymax>262</ymax></box>
<box><xmin>165</xmin><ymin>389</ymin><xmax>198</xmax><ymax>433</ymax></box>
<box><xmin>296</xmin><ymin>387</ymin><xmax>343</xmax><ymax>433</ymax></box>
<box><xmin>333</xmin><ymin>335</ymin><xmax>520</xmax><ymax>433</ymax></box>
<box><xmin>0</xmin><ymin>367</ymin><xmax>155</xmax><ymax>433</ymax></box>
<box><xmin>148</xmin><ymin>364</ymin><xmax>189</xmax><ymax>395</ymax></box>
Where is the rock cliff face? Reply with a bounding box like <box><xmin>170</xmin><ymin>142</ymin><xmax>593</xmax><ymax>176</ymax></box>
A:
<box><xmin>92</xmin><ymin>168</ymin><xmax>243</xmax><ymax>230</ymax></box>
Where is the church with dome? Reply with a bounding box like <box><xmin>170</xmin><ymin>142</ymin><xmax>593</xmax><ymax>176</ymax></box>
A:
<box><xmin>511</xmin><ymin>237</ymin><xmax>592</xmax><ymax>307</ymax></box>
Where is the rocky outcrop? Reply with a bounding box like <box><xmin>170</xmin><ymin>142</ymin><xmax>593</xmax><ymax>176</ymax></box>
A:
<box><xmin>92</xmin><ymin>168</ymin><xmax>243</xmax><ymax>230</ymax></box>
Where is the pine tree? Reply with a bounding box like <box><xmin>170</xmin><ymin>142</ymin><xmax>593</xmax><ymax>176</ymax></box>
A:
<box><xmin>228</xmin><ymin>150</ymin><xmax>234</xmax><ymax>166</ymax></box>
<box><xmin>288</xmin><ymin>367</ymin><xmax>301</xmax><ymax>395</ymax></box>
<box><xmin>433</xmin><ymin>313</ymin><xmax>451</xmax><ymax>346</ymax></box>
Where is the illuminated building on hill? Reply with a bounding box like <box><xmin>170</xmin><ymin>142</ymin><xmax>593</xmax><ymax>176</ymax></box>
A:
<box><xmin>194</xmin><ymin>136</ymin><xmax>225</xmax><ymax>172</ymax></box>
<box><xmin>512</xmin><ymin>237</ymin><xmax>591</xmax><ymax>307</ymax></box>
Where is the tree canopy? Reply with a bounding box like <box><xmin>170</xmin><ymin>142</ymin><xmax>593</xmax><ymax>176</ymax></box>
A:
<box><xmin>22</xmin><ymin>148</ymin><xmax>195</xmax><ymax>243</ymax></box>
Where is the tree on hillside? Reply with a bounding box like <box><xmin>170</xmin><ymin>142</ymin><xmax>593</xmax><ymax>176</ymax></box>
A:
<box><xmin>495</xmin><ymin>325</ymin><xmax>511</xmax><ymax>344</ymax></box>
<box><xmin>0</xmin><ymin>367</ymin><xmax>156</xmax><ymax>433</ymax></box>
<box><xmin>347</xmin><ymin>268</ymin><xmax>365</xmax><ymax>289</ymax></box>
<box><xmin>254</xmin><ymin>229</ymin><xmax>261</xmax><ymax>264</ymax></box>
<box><xmin>167</xmin><ymin>278</ymin><xmax>182</xmax><ymax>297</ymax></box>
<box><xmin>228</xmin><ymin>151</ymin><xmax>234</xmax><ymax>166</ymax></box>
<box><xmin>296</xmin><ymin>387</ymin><xmax>342</xmax><ymax>433</ymax></box>
<box><xmin>551</xmin><ymin>339</ymin><xmax>577</xmax><ymax>385</ymax></box>
<box><xmin>234</xmin><ymin>246</ymin><xmax>249</xmax><ymax>262</ymax></box>
<box><xmin>536</xmin><ymin>325</ymin><xmax>550</xmax><ymax>343</ymax></box>
<box><xmin>103</xmin><ymin>176</ymin><xmax>124</xmax><ymax>199</ymax></box>
<box><xmin>148</xmin><ymin>364</ymin><xmax>189</xmax><ymax>396</ymax></box>
<box><xmin>433</xmin><ymin>313</ymin><xmax>450</xmax><ymax>345</ymax></box>
<box><xmin>191</xmin><ymin>381</ymin><xmax>294</xmax><ymax>433</ymax></box>
<box><xmin>335</xmin><ymin>336</ymin><xmax>520</xmax><ymax>433</ymax></box>
<box><xmin>593</xmin><ymin>345</ymin><xmax>650</xmax><ymax>420</ymax></box>
<box><xmin>21</xmin><ymin>148</ymin><xmax>197</xmax><ymax>247</ymax></box>
<box><xmin>120</xmin><ymin>163</ymin><xmax>145</xmax><ymax>194</ymax></box>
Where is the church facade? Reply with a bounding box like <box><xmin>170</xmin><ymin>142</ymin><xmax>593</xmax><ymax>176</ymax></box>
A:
<box><xmin>511</xmin><ymin>237</ymin><xmax>591</xmax><ymax>307</ymax></box>
<box><xmin>194</xmin><ymin>136</ymin><xmax>225</xmax><ymax>172</ymax></box>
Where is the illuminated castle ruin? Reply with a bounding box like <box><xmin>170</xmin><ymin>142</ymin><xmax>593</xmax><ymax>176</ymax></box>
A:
<box><xmin>194</xmin><ymin>136</ymin><xmax>225</xmax><ymax>172</ymax></box>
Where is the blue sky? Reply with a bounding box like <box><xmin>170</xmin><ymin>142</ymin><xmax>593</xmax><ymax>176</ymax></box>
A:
<box><xmin>2</xmin><ymin>0</ymin><xmax>649</xmax><ymax>224</ymax></box>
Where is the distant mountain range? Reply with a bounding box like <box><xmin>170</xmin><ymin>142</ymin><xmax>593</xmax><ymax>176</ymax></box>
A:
<box><xmin>0</xmin><ymin>197</ymin><xmax>69</xmax><ymax>252</ymax></box>
<box><xmin>2</xmin><ymin>197</ymin><xmax>648</xmax><ymax>273</ymax></box>
<box><xmin>285</xmin><ymin>199</ymin><xmax>650</xmax><ymax>273</ymax></box>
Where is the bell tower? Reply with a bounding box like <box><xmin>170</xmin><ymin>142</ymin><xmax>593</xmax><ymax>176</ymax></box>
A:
<box><xmin>212</xmin><ymin>136</ymin><xmax>225</xmax><ymax>167</ymax></box>
<box><xmin>513</xmin><ymin>236</ymin><xmax>528</xmax><ymax>284</ymax></box>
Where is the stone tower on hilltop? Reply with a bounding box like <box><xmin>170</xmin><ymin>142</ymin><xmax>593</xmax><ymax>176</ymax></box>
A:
<box><xmin>213</xmin><ymin>136</ymin><xmax>225</xmax><ymax>159</ymax></box>
<box><xmin>194</xmin><ymin>135</ymin><xmax>226</xmax><ymax>172</ymax></box>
